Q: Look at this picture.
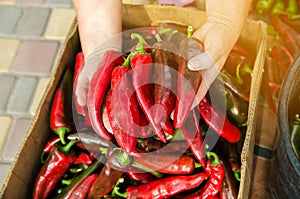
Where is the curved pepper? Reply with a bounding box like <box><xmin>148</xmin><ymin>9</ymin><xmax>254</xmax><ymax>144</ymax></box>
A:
<box><xmin>187</xmin><ymin>152</ymin><xmax>225</xmax><ymax>199</ymax></box>
<box><xmin>198</xmin><ymin>97</ymin><xmax>241</xmax><ymax>143</ymax></box>
<box><xmin>290</xmin><ymin>114</ymin><xmax>300</xmax><ymax>158</ymax></box>
<box><xmin>33</xmin><ymin>141</ymin><xmax>77</xmax><ymax>199</ymax></box>
<box><xmin>50</xmin><ymin>68</ymin><xmax>74</xmax><ymax>145</ymax></box>
<box><xmin>174</xmin><ymin>26</ymin><xmax>204</xmax><ymax>129</ymax></box>
<box><xmin>152</xmin><ymin>35</ymin><xmax>179</xmax><ymax>133</ymax></box>
<box><xmin>87</xmin><ymin>50</ymin><xmax>124</xmax><ymax>140</ymax></box>
<box><xmin>126</xmin><ymin>172</ymin><xmax>208</xmax><ymax>199</ymax></box>
<box><xmin>130</xmin><ymin>33</ymin><xmax>167</xmax><ymax>143</ymax></box>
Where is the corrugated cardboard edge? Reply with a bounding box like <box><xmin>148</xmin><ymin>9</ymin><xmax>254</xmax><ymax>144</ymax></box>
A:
<box><xmin>0</xmin><ymin>4</ymin><xmax>268</xmax><ymax>199</ymax></box>
<box><xmin>238</xmin><ymin>20</ymin><xmax>268</xmax><ymax>199</ymax></box>
<box><xmin>0</xmin><ymin>18</ymin><xmax>80</xmax><ymax>199</ymax></box>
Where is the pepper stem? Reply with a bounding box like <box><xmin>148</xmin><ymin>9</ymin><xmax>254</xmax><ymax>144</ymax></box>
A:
<box><xmin>155</xmin><ymin>34</ymin><xmax>162</xmax><ymax>42</ymax></box>
<box><xmin>131</xmin><ymin>33</ymin><xmax>148</xmax><ymax>53</ymax></box>
<box><xmin>55</xmin><ymin>127</ymin><xmax>70</xmax><ymax>145</ymax></box>
<box><xmin>234</xmin><ymin>170</ymin><xmax>241</xmax><ymax>181</ymax></box>
<box><xmin>60</xmin><ymin>140</ymin><xmax>76</xmax><ymax>154</ymax></box>
<box><xmin>111</xmin><ymin>177</ymin><xmax>128</xmax><ymax>198</ymax></box>
<box><xmin>206</xmin><ymin>152</ymin><xmax>220</xmax><ymax>166</ymax></box>
<box><xmin>194</xmin><ymin>162</ymin><xmax>202</xmax><ymax>168</ymax></box>
<box><xmin>117</xmin><ymin>150</ymin><xmax>131</xmax><ymax>166</ymax></box>
<box><xmin>61</xmin><ymin>179</ymin><xmax>72</xmax><ymax>186</ymax></box>
<box><xmin>236</xmin><ymin>63</ymin><xmax>243</xmax><ymax>85</ymax></box>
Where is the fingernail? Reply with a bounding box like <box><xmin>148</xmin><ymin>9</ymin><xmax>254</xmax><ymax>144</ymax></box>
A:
<box><xmin>188</xmin><ymin>52</ymin><xmax>213</xmax><ymax>71</ymax></box>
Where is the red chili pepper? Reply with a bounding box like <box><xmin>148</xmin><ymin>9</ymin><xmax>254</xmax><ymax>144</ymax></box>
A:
<box><xmin>33</xmin><ymin>141</ymin><xmax>77</xmax><ymax>199</ymax></box>
<box><xmin>270</xmin><ymin>45</ymin><xmax>294</xmax><ymax>75</ymax></box>
<box><xmin>66</xmin><ymin>174</ymin><xmax>98</xmax><ymax>199</ymax></box>
<box><xmin>42</xmin><ymin>136</ymin><xmax>60</xmax><ymax>153</ymax></box>
<box><xmin>88</xmin><ymin>164</ymin><xmax>124</xmax><ymax>199</ymax></box>
<box><xmin>106</xmin><ymin>89</ymin><xmax>139</xmax><ymax>156</ymax></box>
<box><xmin>138</xmin><ymin>137</ymin><xmax>189</xmax><ymax>153</ymax></box>
<box><xmin>110</xmin><ymin>58</ymin><xmax>149</xmax><ymax>139</ymax></box>
<box><xmin>174</xmin><ymin>27</ymin><xmax>204</xmax><ymax>129</ymax></box>
<box><xmin>179</xmin><ymin>108</ymin><xmax>206</xmax><ymax>168</ymax></box>
<box><xmin>198</xmin><ymin>97</ymin><xmax>241</xmax><ymax>143</ymax></box>
<box><xmin>50</xmin><ymin>68</ymin><xmax>74</xmax><ymax>145</ymax></box>
<box><xmin>280</xmin><ymin>15</ymin><xmax>300</xmax><ymax>33</ymax></box>
<box><xmin>87</xmin><ymin>50</ymin><xmax>124</xmax><ymax>140</ymax></box>
<box><xmin>73</xmin><ymin>152</ymin><xmax>94</xmax><ymax>165</ymax></box>
<box><xmin>126</xmin><ymin>168</ymin><xmax>156</xmax><ymax>184</ymax></box>
<box><xmin>126</xmin><ymin>172</ymin><xmax>208</xmax><ymax>199</ymax></box>
<box><xmin>219</xmin><ymin>156</ymin><xmax>238</xmax><ymax>199</ymax></box>
<box><xmin>73</xmin><ymin>52</ymin><xmax>91</xmax><ymax>131</ymax></box>
<box><xmin>134</xmin><ymin>152</ymin><xmax>195</xmax><ymax>175</ymax></box>
<box><xmin>152</xmin><ymin>36</ymin><xmax>178</xmax><ymax>134</ymax></box>
<box><xmin>130</xmin><ymin>33</ymin><xmax>167</xmax><ymax>143</ymax></box>
<box><xmin>187</xmin><ymin>152</ymin><xmax>225</xmax><ymax>199</ymax></box>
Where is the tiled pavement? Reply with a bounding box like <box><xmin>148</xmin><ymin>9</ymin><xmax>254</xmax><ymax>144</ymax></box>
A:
<box><xmin>0</xmin><ymin>0</ymin><xmax>75</xmax><ymax>186</ymax></box>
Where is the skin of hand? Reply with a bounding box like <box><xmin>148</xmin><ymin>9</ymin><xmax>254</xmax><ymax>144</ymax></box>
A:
<box><xmin>188</xmin><ymin>0</ymin><xmax>252</xmax><ymax>108</ymax></box>
<box><xmin>72</xmin><ymin>0</ymin><xmax>122</xmax><ymax>107</ymax></box>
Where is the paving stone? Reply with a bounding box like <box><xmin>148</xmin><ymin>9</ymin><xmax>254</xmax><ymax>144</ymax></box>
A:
<box><xmin>0</xmin><ymin>6</ymin><xmax>22</xmax><ymax>35</ymax></box>
<box><xmin>6</xmin><ymin>76</ymin><xmax>37</xmax><ymax>114</ymax></box>
<box><xmin>44</xmin><ymin>8</ymin><xmax>75</xmax><ymax>40</ymax></box>
<box><xmin>0</xmin><ymin>0</ymin><xmax>17</xmax><ymax>5</ymax></box>
<box><xmin>0</xmin><ymin>116</ymin><xmax>12</xmax><ymax>152</ymax></box>
<box><xmin>1</xmin><ymin>117</ymin><xmax>32</xmax><ymax>162</ymax></box>
<box><xmin>11</xmin><ymin>40</ymin><xmax>59</xmax><ymax>75</ymax></box>
<box><xmin>0</xmin><ymin>75</ymin><xmax>15</xmax><ymax>112</ymax></box>
<box><xmin>0</xmin><ymin>163</ymin><xmax>11</xmax><ymax>188</ymax></box>
<box><xmin>0</xmin><ymin>39</ymin><xmax>20</xmax><ymax>72</ymax></box>
<box><xmin>44</xmin><ymin>0</ymin><xmax>72</xmax><ymax>7</ymax></box>
<box><xmin>15</xmin><ymin>7</ymin><xmax>50</xmax><ymax>37</ymax></box>
<box><xmin>29</xmin><ymin>77</ymin><xmax>50</xmax><ymax>116</ymax></box>
<box><xmin>17</xmin><ymin>0</ymin><xmax>44</xmax><ymax>6</ymax></box>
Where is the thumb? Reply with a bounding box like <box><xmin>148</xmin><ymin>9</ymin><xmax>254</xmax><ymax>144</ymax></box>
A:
<box><xmin>188</xmin><ymin>51</ymin><xmax>214</xmax><ymax>71</ymax></box>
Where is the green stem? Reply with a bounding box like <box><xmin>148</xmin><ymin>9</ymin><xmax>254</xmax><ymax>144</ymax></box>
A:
<box><xmin>133</xmin><ymin>160</ymin><xmax>163</xmax><ymax>178</ymax></box>
<box><xmin>131</xmin><ymin>33</ymin><xmax>148</xmax><ymax>53</ymax></box>
<box><xmin>116</xmin><ymin>150</ymin><xmax>131</xmax><ymax>166</ymax></box>
<box><xmin>206</xmin><ymin>152</ymin><xmax>220</xmax><ymax>166</ymax></box>
<box><xmin>111</xmin><ymin>177</ymin><xmax>128</xmax><ymax>198</ymax></box>
<box><xmin>61</xmin><ymin>179</ymin><xmax>72</xmax><ymax>186</ymax></box>
<box><xmin>242</xmin><ymin>64</ymin><xmax>253</xmax><ymax>76</ymax></box>
<box><xmin>40</xmin><ymin>152</ymin><xmax>48</xmax><ymax>164</ymax></box>
<box><xmin>295</xmin><ymin>114</ymin><xmax>300</xmax><ymax>122</ymax></box>
<box><xmin>194</xmin><ymin>162</ymin><xmax>202</xmax><ymax>168</ymax></box>
<box><xmin>236</xmin><ymin>64</ymin><xmax>243</xmax><ymax>85</ymax></box>
<box><xmin>155</xmin><ymin>34</ymin><xmax>162</xmax><ymax>42</ymax></box>
<box><xmin>234</xmin><ymin>170</ymin><xmax>241</xmax><ymax>181</ymax></box>
<box><xmin>55</xmin><ymin>127</ymin><xmax>70</xmax><ymax>145</ymax></box>
<box><xmin>271</xmin><ymin>0</ymin><xmax>285</xmax><ymax>15</ymax></box>
<box><xmin>286</xmin><ymin>0</ymin><xmax>298</xmax><ymax>14</ymax></box>
<box><xmin>60</xmin><ymin>140</ymin><xmax>77</xmax><ymax>154</ymax></box>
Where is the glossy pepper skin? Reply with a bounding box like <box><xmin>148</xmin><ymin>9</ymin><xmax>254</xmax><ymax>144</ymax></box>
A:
<box><xmin>180</xmin><ymin>108</ymin><xmax>206</xmax><ymax>168</ymax></box>
<box><xmin>33</xmin><ymin>143</ymin><xmax>76</xmax><ymax>199</ymax></box>
<box><xmin>126</xmin><ymin>168</ymin><xmax>155</xmax><ymax>184</ymax></box>
<box><xmin>138</xmin><ymin>137</ymin><xmax>189</xmax><ymax>153</ymax></box>
<box><xmin>106</xmin><ymin>89</ymin><xmax>139</xmax><ymax>156</ymax></box>
<box><xmin>219</xmin><ymin>156</ymin><xmax>238</xmax><ymax>199</ymax></box>
<box><xmin>55</xmin><ymin>156</ymin><xmax>104</xmax><ymax>199</ymax></box>
<box><xmin>66</xmin><ymin>174</ymin><xmax>98</xmax><ymax>199</ymax></box>
<box><xmin>87</xmin><ymin>50</ymin><xmax>124</xmax><ymax>140</ymax></box>
<box><xmin>88</xmin><ymin>164</ymin><xmax>124</xmax><ymax>199</ymax></box>
<box><xmin>130</xmin><ymin>33</ymin><xmax>167</xmax><ymax>143</ymax></box>
<box><xmin>187</xmin><ymin>152</ymin><xmax>225</xmax><ymax>199</ymax></box>
<box><xmin>174</xmin><ymin>33</ymin><xmax>204</xmax><ymax>129</ymax></box>
<box><xmin>134</xmin><ymin>153</ymin><xmax>195</xmax><ymax>175</ymax></box>
<box><xmin>198</xmin><ymin>97</ymin><xmax>241</xmax><ymax>143</ymax></box>
<box><xmin>50</xmin><ymin>68</ymin><xmax>74</xmax><ymax>145</ymax></box>
<box><xmin>152</xmin><ymin>38</ymin><xmax>179</xmax><ymax>131</ymax></box>
<box><xmin>110</xmin><ymin>60</ymin><xmax>149</xmax><ymax>139</ymax></box>
<box><xmin>73</xmin><ymin>52</ymin><xmax>91</xmax><ymax>130</ymax></box>
<box><xmin>126</xmin><ymin>172</ymin><xmax>208</xmax><ymax>199</ymax></box>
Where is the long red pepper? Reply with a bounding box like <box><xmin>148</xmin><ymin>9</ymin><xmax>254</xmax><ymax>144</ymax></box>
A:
<box><xmin>130</xmin><ymin>33</ymin><xmax>167</xmax><ymax>143</ymax></box>
<box><xmin>106</xmin><ymin>89</ymin><xmax>139</xmax><ymax>156</ymax></box>
<box><xmin>73</xmin><ymin>52</ymin><xmax>91</xmax><ymax>130</ymax></box>
<box><xmin>126</xmin><ymin>172</ymin><xmax>208</xmax><ymax>199</ymax></box>
<box><xmin>270</xmin><ymin>44</ymin><xmax>294</xmax><ymax>75</ymax></box>
<box><xmin>134</xmin><ymin>152</ymin><xmax>196</xmax><ymax>175</ymax></box>
<box><xmin>174</xmin><ymin>26</ymin><xmax>204</xmax><ymax>129</ymax></box>
<box><xmin>280</xmin><ymin>15</ymin><xmax>300</xmax><ymax>33</ymax></box>
<box><xmin>110</xmin><ymin>57</ymin><xmax>149</xmax><ymax>139</ymax></box>
<box><xmin>87</xmin><ymin>50</ymin><xmax>124</xmax><ymax>140</ymax></box>
<box><xmin>66</xmin><ymin>174</ymin><xmax>98</xmax><ymax>199</ymax></box>
<box><xmin>126</xmin><ymin>168</ymin><xmax>155</xmax><ymax>184</ymax></box>
<box><xmin>152</xmin><ymin>36</ymin><xmax>178</xmax><ymax>133</ymax></box>
<box><xmin>179</xmin><ymin>108</ymin><xmax>206</xmax><ymax>168</ymax></box>
<box><xmin>138</xmin><ymin>137</ymin><xmax>189</xmax><ymax>153</ymax></box>
<box><xmin>187</xmin><ymin>152</ymin><xmax>225</xmax><ymax>199</ymax></box>
<box><xmin>198</xmin><ymin>97</ymin><xmax>241</xmax><ymax>143</ymax></box>
<box><xmin>50</xmin><ymin>68</ymin><xmax>74</xmax><ymax>145</ymax></box>
<box><xmin>88</xmin><ymin>164</ymin><xmax>124</xmax><ymax>199</ymax></box>
<box><xmin>219</xmin><ymin>156</ymin><xmax>238</xmax><ymax>199</ymax></box>
<box><xmin>33</xmin><ymin>141</ymin><xmax>76</xmax><ymax>199</ymax></box>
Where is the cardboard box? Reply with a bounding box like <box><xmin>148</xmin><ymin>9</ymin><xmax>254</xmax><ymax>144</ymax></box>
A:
<box><xmin>0</xmin><ymin>4</ymin><xmax>267</xmax><ymax>199</ymax></box>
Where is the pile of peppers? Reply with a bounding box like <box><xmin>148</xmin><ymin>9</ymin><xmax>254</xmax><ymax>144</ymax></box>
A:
<box><xmin>32</xmin><ymin>26</ymin><xmax>255</xmax><ymax>199</ymax></box>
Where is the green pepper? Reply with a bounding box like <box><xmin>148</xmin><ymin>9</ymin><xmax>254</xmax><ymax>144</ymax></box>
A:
<box><xmin>290</xmin><ymin>114</ymin><xmax>300</xmax><ymax>158</ymax></box>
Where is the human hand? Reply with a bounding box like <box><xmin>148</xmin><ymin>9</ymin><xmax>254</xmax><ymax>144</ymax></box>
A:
<box><xmin>187</xmin><ymin>0</ymin><xmax>252</xmax><ymax>107</ymax></box>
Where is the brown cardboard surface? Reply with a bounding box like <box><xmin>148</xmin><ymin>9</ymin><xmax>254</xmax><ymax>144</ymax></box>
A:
<box><xmin>0</xmin><ymin>4</ymin><xmax>268</xmax><ymax>199</ymax></box>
